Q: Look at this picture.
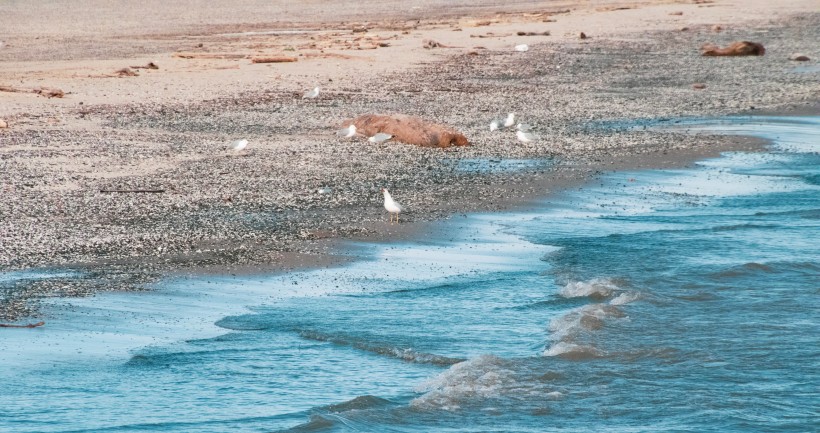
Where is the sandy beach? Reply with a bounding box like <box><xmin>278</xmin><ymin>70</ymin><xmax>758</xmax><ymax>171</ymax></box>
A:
<box><xmin>1</xmin><ymin>0</ymin><xmax>818</xmax><ymax>321</ymax></box>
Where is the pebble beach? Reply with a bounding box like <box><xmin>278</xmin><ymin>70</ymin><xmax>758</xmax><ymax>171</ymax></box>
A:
<box><xmin>1</xmin><ymin>0</ymin><xmax>818</xmax><ymax>320</ymax></box>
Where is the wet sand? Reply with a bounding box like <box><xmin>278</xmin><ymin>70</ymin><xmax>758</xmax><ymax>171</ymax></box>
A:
<box><xmin>0</xmin><ymin>0</ymin><xmax>818</xmax><ymax>320</ymax></box>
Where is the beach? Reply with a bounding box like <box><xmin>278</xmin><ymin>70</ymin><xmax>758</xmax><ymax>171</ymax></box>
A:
<box><xmin>1</xmin><ymin>0</ymin><xmax>818</xmax><ymax>318</ymax></box>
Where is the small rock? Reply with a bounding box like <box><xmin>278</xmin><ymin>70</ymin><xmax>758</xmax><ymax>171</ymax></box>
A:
<box><xmin>789</xmin><ymin>53</ymin><xmax>810</xmax><ymax>61</ymax></box>
<box><xmin>579</xmin><ymin>32</ymin><xmax>588</xmax><ymax>39</ymax></box>
<box><xmin>712</xmin><ymin>25</ymin><xmax>723</xmax><ymax>32</ymax></box>
<box><xmin>692</xmin><ymin>83</ymin><xmax>707</xmax><ymax>90</ymax></box>
<box><xmin>669</xmin><ymin>11</ymin><xmax>683</xmax><ymax>16</ymax></box>
<box><xmin>0</xmin><ymin>119</ymin><xmax>7</xmax><ymax>128</ymax></box>
<box><xmin>679</xmin><ymin>27</ymin><xmax>689</xmax><ymax>32</ymax></box>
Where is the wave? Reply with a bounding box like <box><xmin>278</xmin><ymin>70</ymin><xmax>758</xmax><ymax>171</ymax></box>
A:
<box><xmin>411</xmin><ymin>355</ymin><xmax>519</xmax><ymax>411</ymax></box>
<box><xmin>296</xmin><ymin>330</ymin><xmax>464</xmax><ymax>366</ymax></box>
<box><xmin>559</xmin><ymin>278</ymin><xmax>621</xmax><ymax>299</ymax></box>
<box><xmin>711</xmin><ymin>223</ymin><xmax>780</xmax><ymax>232</ymax></box>
<box><xmin>711</xmin><ymin>261</ymin><xmax>820</xmax><ymax>282</ymax></box>
<box><xmin>548</xmin><ymin>303</ymin><xmax>625</xmax><ymax>342</ymax></box>
<box><xmin>321</xmin><ymin>395</ymin><xmax>395</xmax><ymax>413</ymax></box>
<box><xmin>542</xmin><ymin>342</ymin><xmax>605</xmax><ymax>360</ymax></box>
<box><xmin>610</xmin><ymin>292</ymin><xmax>641</xmax><ymax>305</ymax></box>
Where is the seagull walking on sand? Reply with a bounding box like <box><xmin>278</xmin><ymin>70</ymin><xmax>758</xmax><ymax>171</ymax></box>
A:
<box><xmin>303</xmin><ymin>87</ymin><xmax>320</xmax><ymax>99</ymax></box>
<box><xmin>368</xmin><ymin>133</ymin><xmax>393</xmax><ymax>143</ymax></box>
<box><xmin>489</xmin><ymin>119</ymin><xmax>500</xmax><ymax>131</ymax></box>
<box><xmin>231</xmin><ymin>139</ymin><xmax>248</xmax><ymax>152</ymax></box>
<box><xmin>516</xmin><ymin>129</ymin><xmax>536</xmax><ymax>143</ymax></box>
<box><xmin>504</xmin><ymin>112</ymin><xmax>516</xmax><ymax>128</ymax></box>
<box><xmin>381</xmin><ymin>188</ymin><xmax>402</xmax><ymax>224</ymax></box>
<box><xmin>337</xmin><ymin>124</ymin><xmax>357</xmax><ymax>138</ymax></box>
<box><xmin>516</xmin><ymin>122</ymin><xmax>532</xmax><ymax>132</ymax></box>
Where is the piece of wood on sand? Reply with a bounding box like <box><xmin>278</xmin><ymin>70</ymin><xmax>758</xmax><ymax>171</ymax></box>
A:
<box><xmin>0</xmin><ymin>321</ymin><xmax>45</xmax><ymax>328</ymax></box>
<box><xmin>0</xmin><ymin>85</ymin><xmax>65</xmax><ymax>98</ymax></box>
<box><xmin>173</xmin><ymin>53</ymin><xmax>249</xmax><ymax>59</ymax></box>
<box><xmin>251</xmin><ymin>56</ymin><xmax>298</xmax><ymax>63</ymax></box>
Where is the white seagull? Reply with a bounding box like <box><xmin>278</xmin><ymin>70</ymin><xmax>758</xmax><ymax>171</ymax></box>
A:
<box><xmin>231</xmin><ymin>139</ymin><xmax>248</xmax><ymax>152</ymax></box>
<box><xmin>337</xmin><ymin>124</ymin><xmax>357</xmax><ymax>138</ymax></box>
<box><xmin>303</xmin><ymin>87</ymin><xmax>320</xmax><ymax>99</ymax></box>
<box><xmin>489</xmin><ymin>119</ymin><xmax>500</xmax><ymax>131</ymax></box>
<box><xmin>381</xmin><ymin>188</ymin><xmax>402</xmax><ymax>224</ymax></box>
<box><xmin>514</xmin><ymin>44</ymin><xmax>529</xmax><ymax>52</ymax></box>
<box><xmin>516</xmin><ymin>129</ymin><xmax>536</xmax><ymax>143</ymax></box>
<box><xmin>368</xmin><ymin>133</ymin><xmax>393</xmax><ymax>143</ymax></box>
<box><xmin>504</xmin><ymin>112</ymin><xmax>516</xmax><ymax>128</ymax></box>
<box><xmin>516</xmin><ymin>123</ymin><xmax>532</xmax><ymax>132</ymax></box>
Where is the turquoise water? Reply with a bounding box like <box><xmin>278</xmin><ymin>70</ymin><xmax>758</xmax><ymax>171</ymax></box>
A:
<box><xmin>1</xmin><ymin>117</ymin><xmax>818</xmax><ymax>432</ymax></box>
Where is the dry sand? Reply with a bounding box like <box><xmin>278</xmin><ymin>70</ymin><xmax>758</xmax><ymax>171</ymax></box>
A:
<box><xmin>1</xmin><ymin>0</ymin><xmax>818</xmax><ymax>320</ymax></box>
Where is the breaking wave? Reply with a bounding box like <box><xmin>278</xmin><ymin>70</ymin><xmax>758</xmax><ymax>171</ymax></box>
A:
<box><xmin>297</xmin><ymin>330</ymin><xmax>465</xmax><ymax>366</ymax></box>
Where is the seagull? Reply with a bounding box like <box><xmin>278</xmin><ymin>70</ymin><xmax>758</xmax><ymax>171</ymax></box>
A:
<box><xmin>337</xmin><ymin>124</ymin><xmax>357</xmax><ymax>138</ymax></box>
<box><xmin>231</xmin><ymin>139</ymin><xmax>248</xmax><ymax>151</ymax></box>
<box><xmin>516</xmin><ymin>129</ymin><xmax>536</xmax><ymax>143</ymax></box>
<box><xmin>504</xmin><ymin>112</ymin><xmax>516</xmax><ymax>128</ymax></box>
<box><xmin>368</xmin><ymin>133</ymin><xmax>393</xmax><ymax>143</ymax></box>
<box><xmin>303</xmin><ymin>87</ymin><xmax>320</xmax><ymax>99</ymax></box>
<box><xmin>514</xmin><ymin>44</ymin><xmax>529</xmax><ymax>52</ymax></box>
<box><xmin>489</xmin><ymin>119</ymin><xmax>500</xmax><ymax>131</ymax></box>
<box><xmin>381</xmin><ymin>188</ymin><xmax>402</xmax><ymax>224</ymax></box>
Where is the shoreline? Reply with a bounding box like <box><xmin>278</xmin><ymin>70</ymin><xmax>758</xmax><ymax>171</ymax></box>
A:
<box><xmin>1</xmin><ymin>1</ymin><xmax>819</xmax><ymax>321</ymax></box>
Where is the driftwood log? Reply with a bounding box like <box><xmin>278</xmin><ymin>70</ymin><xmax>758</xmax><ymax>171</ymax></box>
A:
<box><xmin>343</xmin><ymin>114</ymin><xmax>469</xmax><ymax>148</ymax></box>
<box><xmin>701</xmin><ymin>41</ymin><xmax>765</xmax><ymax>56</ymax></box>
<box><xmin>251</xmin><ymin>56</ymin><xmax>298</xmax><ymax>63</ymax></box>
<box><xmin>0</xmin><ymin>321</ymin><xmax>45</xmax><ymax>328</ymax></box>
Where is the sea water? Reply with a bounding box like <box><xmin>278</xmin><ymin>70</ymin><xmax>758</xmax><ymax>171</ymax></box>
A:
<box><xmin>1</xmin><ymin>116</ymin><xmax>817</xmax><ymax>432</ymax></box>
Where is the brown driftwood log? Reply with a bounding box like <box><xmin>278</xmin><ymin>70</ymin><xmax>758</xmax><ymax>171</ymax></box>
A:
<box><xmin>99</xmin><ymin>189</ymin><xmax>166</xmax><ymax>193</ymax></box>
<box><xmin>0</xmin><ymin>321</ymin><xmax>45</xmax><ymax>328</ymax></box>
<box><xmin>343</xmin><ymin>114</ymin><xmax>470</xmax><ymax>148</ymax></box>
<box><xmin>701</xmin><ymin>41</ymin><xmax>765</xmax><ymax>56</ymax></box>
<box><xmin>130</xmin><ymin>62</ymin><xmax>159</xmax><ymax>70</ymax></box>
<box><xmin>0</xmin><ymin>85</ymin><xmax>65</xmax><ymax>98</ymax></box>
<box><xmin>251</xmin><ymin>56</ymin><xmax>298</xmax><ymax>63</ymax></box>
<box><xmin>173</xmin><ymin>53</ymin><xmax>249</xmax><ymax>59</ymax></box>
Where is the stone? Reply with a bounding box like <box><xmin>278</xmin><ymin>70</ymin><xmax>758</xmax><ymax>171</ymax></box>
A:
<box><xmin>789</xmin><ymin>53</ymin><xmax>810</xmax><ymax>61</ymax></box>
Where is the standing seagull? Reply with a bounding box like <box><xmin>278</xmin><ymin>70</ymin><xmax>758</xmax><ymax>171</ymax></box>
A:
<box><xmin>231</xmin><ymin>139</ymin><xmax>248</xmax><ymax>152</ymax></box>
<box><xmin>337</xmin><ymin>124</ymin><xmax>357</xmax><ymax>138</ymax></box>
<box><xmin>489</xmin><ymin>119</ymin><xmax>500</xmax><ymax>131</ymax></box>
<box><xmin>368</xmin><ymin>133</ymin><xmax>393</xmax><ymax>143</ymax></box>
<box><xmin>381</xmin><ymin>188</ymin><xmax>402</xmax><ymax>224</ymax></box>
<box><xmin>303</xmin><ymin>87</ymin><xmax>320</xmax><ymax>99</ymax></box>
<box><xmin>516</xmin><ymin>129</ymin><xmax>536</xmax><ymax>143</ymax></box>
<box><xmin>504</xmin><ymin>112</ymin><xmax>516</xmax><ymax>128</ymax></box>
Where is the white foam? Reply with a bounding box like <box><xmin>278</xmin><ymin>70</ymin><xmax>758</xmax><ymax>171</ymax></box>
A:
<box><xmin>543</xmin><ymin>341</ymin><xmax>603</xmax><ymax>358</ymax></box>
<box><xmin>610</xmin><ymin>291</ymin><xmax>641</xmax><ymax>305</ymax></box>
<box><xmin>559</xmin><ymin>278</ymin><xmax>619</xmax><ymax>298</ymax></box>
<box><xmin>411</xmin><ymin>355</ymin><xmax>515</xmax><ymax>411</ymax></box>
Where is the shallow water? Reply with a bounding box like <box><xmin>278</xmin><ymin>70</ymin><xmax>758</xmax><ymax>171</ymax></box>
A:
<box><xmin>1</xmin><ymin>116</ymin><xmax>818</xmax><ymax>432</ymax></box>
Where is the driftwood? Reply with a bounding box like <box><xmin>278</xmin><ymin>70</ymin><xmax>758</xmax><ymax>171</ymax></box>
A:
<box><xmin>114</xmin><ymin>67</ymin><xmax>139</xmax><ymax>77</ymax></box>
<box><xmin>130</xmin><ymin>62</ymin><xmax>159</xmax><ymax>70</ymax></box>
<box><xmin>343</xmin><ymin>114</ymin><xmax>469</xmax><ymax>148</ymax></box>
<box><xmin>0</xmin><ymin>321</ymin><xmax>45</xmax><ymax>328</ymax></box>
<box><xmin>100</xmin><ymin>189</ymin><xmax>165</xmax><ymax>193</ymax></box>
<box><xmin>423</xmin><ymin>39</ymin><xmax>461</xmax><ymax>49</ymax></box>
<box><xmin>173</xmin><ymin>53</ymin><xmax>249</xmax><ymax>59</ymax></box>
<box><xmin>516</xmin><ymin>31</ymin><xmax>551</xmax><ymax>36</ymax></box>
<box><xmin>251</xmin><ymin>56</ymin><xmax>298</xmax><ymax>63</ymax></box>
<box><xmin>701</xmin><ymin>41</ymin><xmax>765</xmax><ymax>56</ymax></box>
<box><xmin>0</xmin><ymin>85</ymin><xmax>64</xmax><ymax>98</ymax></box>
